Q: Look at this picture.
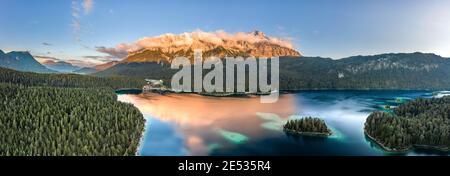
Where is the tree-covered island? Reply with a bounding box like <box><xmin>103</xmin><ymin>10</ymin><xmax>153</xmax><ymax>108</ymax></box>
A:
<box><xmin>283</xmin><ymin>117</ymin><xmax>332</xmax><ymax>137</ymax></box>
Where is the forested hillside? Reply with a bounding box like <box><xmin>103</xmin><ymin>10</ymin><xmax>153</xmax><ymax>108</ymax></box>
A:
<box><xmin>0</xmin><ymin>67</ymin><xmax>146</xmax><ymax>89</ymax></box>
<box><xmin>365</xmin><ymin>97</ymin><xmax>450</xmax><ymax>152</ymax></box>
<box><xmin>0</xmin><ymin>84</ymin><xmax>145</xmax><ymax>156</ymax></box>
<box><xmin>95</xmin><ymin>52</ymin><xmax>450</xmax><ymax>90</ymax></box>
<box><xmin>0</xmin><ymin>67</ymin><xmax>146</xmax><ymax>156</ymax></box>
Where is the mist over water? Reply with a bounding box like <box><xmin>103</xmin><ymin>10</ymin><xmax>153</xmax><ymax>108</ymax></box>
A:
<box><xmin>118</xmin><ymin>90</ymin><xmax>448</xmax><ymax>156</ymax></box>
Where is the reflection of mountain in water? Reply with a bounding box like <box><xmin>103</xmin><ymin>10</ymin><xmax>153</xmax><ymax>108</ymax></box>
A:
<box><xmin>118</xmin><ymin>90</ymin><xmax>448</xmax><ymax>156</ymax></box>
<box><xmin>118</xmin><ymin>93</ymin><xmax>295</xmax><ymax>155</ymax></box>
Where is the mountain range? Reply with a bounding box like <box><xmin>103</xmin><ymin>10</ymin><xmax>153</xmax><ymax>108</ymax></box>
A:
<box><xmin>121</xmin><ymin>30</ymin><xmax>301</xmax><ymax>63</ymax></box>
<box><xmin>74</xmin><ymin>61</ymin><xmax>119</xmax><ymax>74</ymax></box>
<box><xmin>0</xmin><ymin>50</ymin><xmax>55</xmax><ymax>73</ymax></box>
<box><xmin>42</xmin><ymin>60</ymin><xmax>81</xmax><ymax>73</ymax></box>
<box><xmin>96</xmin><ymin>52</ymin><xmax>450</xmax><ymax>90</ymax></box>
<box><xmin>3</xmin><ymin>47</ymin><xmax>450</xmax><ymax>90</ymax></box>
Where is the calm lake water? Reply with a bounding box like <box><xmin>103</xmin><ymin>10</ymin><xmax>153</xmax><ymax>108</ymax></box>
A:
<box><xmin>117</xmin><ymin>90</ymin><xmax>449</xmax><ymax>156</ymax></box>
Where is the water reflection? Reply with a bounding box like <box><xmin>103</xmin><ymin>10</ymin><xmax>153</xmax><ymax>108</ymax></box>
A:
<box><xmin>119</xmin><ymin>93</ymin><xmax>296</xmax><ymax>155</ymax></box>
<box><xmin>118</xmin><ymin>90</ymin><xmax>448</xmax><ymax>156</ymax></box>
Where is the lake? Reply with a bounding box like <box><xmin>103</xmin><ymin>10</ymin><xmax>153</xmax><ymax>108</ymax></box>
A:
<box><xmin>117</xmin><ymin>90</ymin><xmax>449</xmax><ymax>156</ymax></box>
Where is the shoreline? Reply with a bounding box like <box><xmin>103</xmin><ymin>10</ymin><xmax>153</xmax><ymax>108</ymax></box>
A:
<box><xmin>116</xmin><ymin>93</ymin><xmax>147</xmax><ymax>156</ymax></box>
<box><xmin>284</xmin><ymin>129</ymin><xmax>332</xmax><ymax>137</ymax></box>
<box><xmin>117</xmin><ymin>87</ymin><xmax>445</xmax><ymax>98</ymax></box>
<box><xmin>364</xmin><ymin>130</ymin><xmax>449</xmax><ymax>153</ymax></box>
<box><xmin>364</xmin><ymin>130</ymin><xmax>409</xmax><ymax>153</ymax></box>
<box><xmin>134</xmin><ymin>118</ymin><xmax>147</xmax><ymax>156</ymax></box>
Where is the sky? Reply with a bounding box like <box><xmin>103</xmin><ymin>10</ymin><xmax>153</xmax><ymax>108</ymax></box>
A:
<box><xmin>1</xmin><ymin>0</ymin><xmax>450</xmax><ymax>66</ymax></box>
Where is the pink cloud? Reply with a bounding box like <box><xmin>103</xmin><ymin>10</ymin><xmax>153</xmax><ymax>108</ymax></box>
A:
<box><xmin>83</xmin><ymin>0</ymin><xmax>94</xmax><ymax>14</ymax></box>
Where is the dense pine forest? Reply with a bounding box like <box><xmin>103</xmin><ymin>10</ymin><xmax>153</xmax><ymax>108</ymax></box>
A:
<box><xmin>365</xmin><ymin>97</ymin><xmax>450</xmax><ymax>152</ymax></box>
<box><xmin>283</xmin><ymin>117</ymin><xmax>332</xmax><ymax>136</ymax></box>
<box><xmin>0</xmin><ymin>67</ymin><xmax>146</xmax><ymax>156</ymax></box>
<box><xmin>0</xmin><ymin>67</ymin><xmax>146</xmax><ymax>89</ymax></box>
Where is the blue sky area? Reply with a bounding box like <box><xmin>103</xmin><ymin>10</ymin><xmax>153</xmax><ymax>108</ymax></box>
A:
<box><xmin>1</xmin><ymin>0</ymin><xmax>449</xmax><ymax>65</ymax></box>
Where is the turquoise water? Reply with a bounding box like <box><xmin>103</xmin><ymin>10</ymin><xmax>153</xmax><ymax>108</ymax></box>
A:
<box><xmin>118</xmin><ymin>90</ymin><xmax>449</xmax><ymax>156</ymax></box>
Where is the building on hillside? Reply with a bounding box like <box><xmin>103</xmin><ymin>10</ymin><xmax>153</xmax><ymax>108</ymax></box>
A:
<box><xmin>143</xmin><ymin>79</ymin><xmax>167</xmax><ymax>92</ymax></box>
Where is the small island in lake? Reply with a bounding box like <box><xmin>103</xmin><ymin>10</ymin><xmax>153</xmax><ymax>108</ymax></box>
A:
<box><xmin>365</xmin><ymin>97</ymin><xmax>450</xmax><ymax>152</ymax></box>
<box><xmin>283</xmin><ymin>117</ymin><xmax>332</xmax><ymax>137</ymax></box>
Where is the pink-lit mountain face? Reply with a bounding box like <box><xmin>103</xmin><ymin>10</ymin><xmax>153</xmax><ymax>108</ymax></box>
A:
<box><xmin>112</xmin><ymin>31</ymin><xmax>301</xmax><ymax>63</ymax></box>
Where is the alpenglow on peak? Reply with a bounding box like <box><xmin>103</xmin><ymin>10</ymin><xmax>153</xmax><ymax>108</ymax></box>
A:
<box><xmin>97</xmin><ymin>30</ymin><xmax>301</xmax><ymax>63</ymax></box>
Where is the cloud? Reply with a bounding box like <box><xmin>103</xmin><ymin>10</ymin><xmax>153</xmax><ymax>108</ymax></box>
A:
<box><xmin>34</xmin><ymin>54</ymin><xmax>99</xmax><ymax>67</ymax></box>
<box><xmin>42</xmin><ymin>42</ymin><xmax>52</xmax><ymax>46</ymax></box>
<box><xmin>34</xmin><ymin>55</ymin><xmax>58</xmax><ymax>60</ymax></box>
<box><xmin>135</xmin><ymin>30</ymin><xmax>294</xmax><ymax>49</ymax></box>
<box><xmin>95</xmin><ymin>46</ymin><xmax>129</xmax><ymax>60</ymax></box>
<box><xmin>71</xmin><ymin>0</ymin><xmax>94</xmax><ymax>42</ymax></box>
<box><xmin>83</xmin><ymin>56</ymin><xmax>103</xmax><ymax>59</ymax></box>
<box><xmin>34</xmin><ymin>55</ymin><xmax>60</xmax><ymax>61</ymax></box>
<box><xmin>83</xmin><ymin>55</ymin><xmax>121</xmax><ymax>63</ymax></box>
<box><xmin>83</xmin><ymin>0</ymin><xmax>94</xmax><ymax>14</ymax></box>
<box><xmin>33</xmin><ymin>55</ymin><xmax>62</xmax><ymax>65</ymax></box>
<box><xmin>67</xmin><ymin>59</ymin><xmax>100</xmax><ymax>67</ymax></box>
<box><xmin>71</xmin><ymin>0</ymin><xmax>82</xmax><ymax>42</ymax></box>
<box><xmin>97</xmin><ymin>30</ymin><xmax>296</xmax><ymax>58</ymax></box>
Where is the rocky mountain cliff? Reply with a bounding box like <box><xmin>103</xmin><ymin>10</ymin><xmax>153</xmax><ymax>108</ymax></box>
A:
<box><xmin>122</xmin><ymin>31</ymin><xmax>301</xmax><ymax>63</ymax></box>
